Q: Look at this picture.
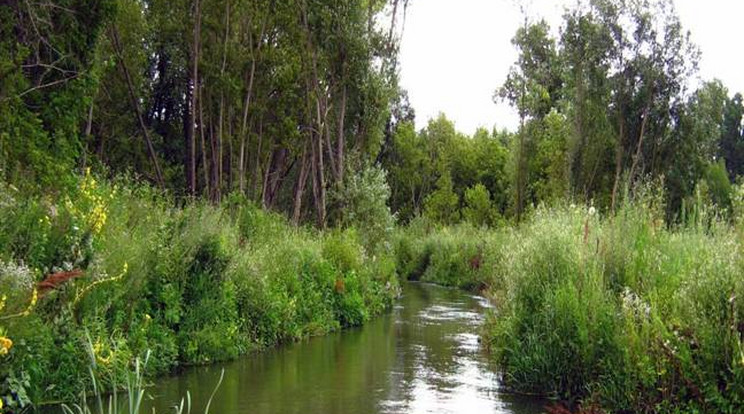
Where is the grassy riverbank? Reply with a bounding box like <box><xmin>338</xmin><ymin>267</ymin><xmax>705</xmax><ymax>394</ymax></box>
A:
<box><xmin>3</xmin><ymin>172</ymin><xmax>743</xmax><ymax>414</ymax></box>
<box><xmin>395</xmin><ymin>198</ymin><xmax>744</xmax><ymax>413</ymax></box>
<box><xmin>0</xmin><ymin>175</ymin><xmax>398</xmax><ymax>408</ymax></box>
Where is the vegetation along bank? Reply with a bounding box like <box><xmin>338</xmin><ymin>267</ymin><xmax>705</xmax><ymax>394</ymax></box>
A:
<box><xmin>1</xmin><ymin>0</ymin><xmax>744</xmax><ymax>412</ymax></box>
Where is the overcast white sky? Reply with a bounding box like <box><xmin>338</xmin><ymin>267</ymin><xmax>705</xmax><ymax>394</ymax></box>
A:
<box><xmin>398</xmin><ymin>0</ymin><xmax>744</xmax><ymax>134</ymax></box>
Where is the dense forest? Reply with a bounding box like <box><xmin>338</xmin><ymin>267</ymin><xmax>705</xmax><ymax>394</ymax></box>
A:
<box><xmin>1</xmin><ymin>0</ymin><xmax>743</xmax><ymax>413</ymax></box>
<box><xmin>1</xmin><ymin>0</ymin><xmax>743</xmax><ymax>224</ymax></box>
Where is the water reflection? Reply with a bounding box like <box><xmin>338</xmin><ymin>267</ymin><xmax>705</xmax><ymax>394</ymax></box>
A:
<box><xmin>143</xmin><ymin>283</ymin><xmax>543</xmax><ymax>414</ymax></box>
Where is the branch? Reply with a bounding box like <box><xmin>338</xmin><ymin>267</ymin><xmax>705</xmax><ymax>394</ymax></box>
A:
<box><xmin>15</xmin><ymin>73</ymin><xmax>80</xmax><ymax>98</ymax></box>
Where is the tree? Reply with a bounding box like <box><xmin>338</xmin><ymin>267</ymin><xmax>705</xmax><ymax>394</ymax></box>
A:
<box><xmin>666</xmin><ymin>81</ymin><xmax>728</xmax><ymax>215</ymax></box>
<box><xmin>497</xmin><ymin>18</ymin><xmax>561</xmax><ymax>220</ymax></box>
<box><xmin>424</xmin><ymin>173</ymin><xmax>460</xmax><ymax>225</ymax></box>
<box><xmin>463</xmin><ymin>184</ymin><xmax>498</xmax><ymax>227</ymax></box>
<box><xmin>331</xmin><ymin>162</ymin><xmax>395</xmax><ymax>253</ymax></box>
<box><xmin>720</xmin><ymin>93</ymin><xmax>744</xmax><ymax>179</ymax></box>
<box><xmin>0</xmin><ymin>0</ymin><xmax>115</xmax><ymax>188</ymax></box>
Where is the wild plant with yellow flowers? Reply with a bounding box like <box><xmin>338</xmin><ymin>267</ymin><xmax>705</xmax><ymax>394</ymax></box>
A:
<box><xmin>0</xmin><ymin>260</ymin><xmax>39</xmax><ymax>364</ymax></box>
<box><xmin>0</xmin><ymin>296</ymin><xmax>12</xmax><ymax>358</ymax></box>
<box><xmin>65</xmin><ymin>168</ymin><xmax>110</xmax><ymax>237</ymax></box>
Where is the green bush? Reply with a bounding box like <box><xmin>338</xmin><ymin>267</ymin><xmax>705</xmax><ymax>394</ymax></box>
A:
<box><xmin>0</xmin><ymin>174</ymin><xmax>399</xmax><ymax>408</ymax></box>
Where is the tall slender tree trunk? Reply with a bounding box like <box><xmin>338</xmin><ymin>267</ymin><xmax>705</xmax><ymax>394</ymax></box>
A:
<box><xmin>303</xmin><ymin>2</ymin><xmax>328</xmax><ymax>227</ymax></box>
<box><xmin>611</xmin><ymin>114</ymin><xmax>625</xmax><ymax>213</ymax></box>
<box><xmin>227</xmin><ymin>109</ymin><xmax>233</xmax><ymax>191</ymax></box>
<box><xmin>210</xmin><ymin>117</ymin><xmax>219</xmax><ymax>202</ymax></box>
<box><xmin>293</xmin><ymin>142</ymin><xmax>311</xmax><ymax>225</ymax></box>
<box><xmin>336</xmin><ymin>84</ymin><xmax>347</xmax><ymax>184</ymax></box>
<box><xmin>628</xmin><ymin>103</ymin><xmax>651</xmax><ymax>185</ymax></box>
<box><xmin>252</xmin><ymin>120</ymin><xmax>264</xmax><ymax>200</ymax></box>
<box><xmin>214</xmin><ymin>0</ymin><xmax>231</xmax><ymax>203</ymax></box>
<box><xmin>187</xmin><ymin>0</ymin><xmax>201</xmax><ymax>197</ymax></box>
<box><xmin>324</xmin><ymin>118</ymin><xmax>338</xmax><ymax>180</ymax></box>
<box><xmin>238</xmin><ymin>59</ymin><xmax>256</xmax><ymax>194</ymax></box>
<box><xmin>109</xmin><ymin>25</ymin><xmax>165</xmax><ymax>190</ymax></box>
<box><xmin>316</xmin><ymin>131</ymin><xmax>327</xmax><ymax>227</ymax></box>
<box><xmin>262</xmin><ymin>148</ymin><xmax>287</xmax><ymax>209</ymax></box>
<box><xmin>199</xmin><ymin>84</ymin><xmax>209</xmax><ymax>196</ymax></box>
<box><xmin>81</xmin><ymin>101</ymin><xmax>94</xmax><ymax>173</ymax></box>
<box><xmin>239</xmin><ymin>17</ymin><xmax>266</xmax><ymax>195</ymax></box>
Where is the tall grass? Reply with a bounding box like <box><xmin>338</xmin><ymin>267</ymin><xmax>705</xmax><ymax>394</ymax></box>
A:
<box><xmin>0</xmin><ymin>176</ymin><xmax>399</xmax><ymax>408</ymax></box>
<box><xmin>396</xmin><ymin>199</ymin><xmax>744</xmax><ymax>413</ymax></box>
<box><xmin>60</xmin><ymin>346</ymin><xmax>225</xmax><ymax>414</ymax></box>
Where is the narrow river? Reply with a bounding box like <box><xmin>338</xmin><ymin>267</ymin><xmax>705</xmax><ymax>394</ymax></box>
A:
<box><xmin>144</xmin><ymin>282</ymin><xmax>544</xmax><ymax>414</ymax></box>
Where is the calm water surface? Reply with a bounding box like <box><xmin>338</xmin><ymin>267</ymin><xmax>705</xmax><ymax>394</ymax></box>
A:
<box><xmin>144</xmin><ymin>282</ymin><xmax>544</xmax><ymax>414</ymax></box>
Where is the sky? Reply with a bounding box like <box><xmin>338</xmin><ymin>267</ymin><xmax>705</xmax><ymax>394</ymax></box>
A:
<box><xmin>398</xmin><ymin>0</ymin><xmax>744</xmax><ymax>134</ymax></box>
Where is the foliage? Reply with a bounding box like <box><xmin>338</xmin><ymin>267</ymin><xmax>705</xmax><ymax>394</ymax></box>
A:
<box><xmin>0</xmin><ymin>175</ymin><xmax>399</xmax><ymax>407</ymax></box>
<box><xmin>331</xmin><ymin>162</ymin><xmax>396</xmax><ymax>254</ymax></box>
<box><xmin>463</xmin><ymin>184</ymin><xmax>500</xmax><ymax>227</ymax></box>
<box><xmin>397</xmin><ymin>196</ymin><xmax>744</xmax><ymax>413</ymax></box>
<box><xmin>424</xmin><ymin>173</ymin><xmax>460</xmax><ymax>225</ymax></box>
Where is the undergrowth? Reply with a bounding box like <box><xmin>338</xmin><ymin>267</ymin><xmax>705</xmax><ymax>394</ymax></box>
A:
<box><xmin>395</xmin><ymin>197</ymin><xmax>744</xmax><ymax>413</ymax></box>
<box><xmin>0</xmin><ymin>174</ymin><xmax>399</xmax><ymax>409</ymax></box>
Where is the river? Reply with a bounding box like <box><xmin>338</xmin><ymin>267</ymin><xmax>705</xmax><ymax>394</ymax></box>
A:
<box><xmin>142</xmin><ymin>282</ymin><xmax>544</xmax><ymax>414</ymax></box>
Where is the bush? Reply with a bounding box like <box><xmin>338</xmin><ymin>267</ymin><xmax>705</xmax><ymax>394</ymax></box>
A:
<box><xmin>0</xmin><ymin>174</ymin><xmax>399</xmax><ymax>407</ymax></box>
<box><xmin>463</xmin><ymin>184</ymin><xmax>501</xmax><ymax>227</ymax></box>
<box><xmin>330</xmin><ymin>163</ymin><xmax>396</xmax><ymax>255</ymax></box>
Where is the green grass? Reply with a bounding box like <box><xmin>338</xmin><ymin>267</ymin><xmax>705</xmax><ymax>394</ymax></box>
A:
<box><xmin>395</xmin><ymin>200</ymin><xmax>744</xmax><ymax>413</ymax></box>
<box><xmin>0</xmin><ymin>176</ymin><xmax>399</xmax><ymax>408</ymax></box>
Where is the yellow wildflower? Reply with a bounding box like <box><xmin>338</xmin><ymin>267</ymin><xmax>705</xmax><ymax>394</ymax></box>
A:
<box><xmin>0</xmin><ymin>336</ymin><xmax>12</xmax><ymax>356</ymax></box>
<box><xmin>73</xmin><ymin>263</ymin><xmax>128</xmax><ymax>306</ymax></box>
<box><xmin>93</xmin><ymin>340</ymin><xmax>112</xmax><ymax>366</ymax></box>
<box><xmin>0</xmin><ymin>288</ymin><xmax>37</xmax><ymax>320</ymax></box>
<box><xmin>22</xmin><ymin>288</ymin><xmax>38</xmax><ymax>317</ymax></box>
<box><xmin>0</xmin><ymin>295</ymin><xmax>6</xmax><ymax>312</ymax></box>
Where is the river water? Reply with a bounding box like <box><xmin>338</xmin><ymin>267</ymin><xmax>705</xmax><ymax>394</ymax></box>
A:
<box><xmin>143</xmin><ymin>282</ymin><xmax>544</xmax><ymax>414</ymax></box>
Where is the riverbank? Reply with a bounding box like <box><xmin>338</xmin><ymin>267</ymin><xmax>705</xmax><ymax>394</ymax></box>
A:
<box><xmin>3</xmin><ymin>174</ymin><xmax>744</xmax><ymax>413</ymax></box>
<box><xmin>395</xmin><ymin>200</ymin><xmax>744</xmax><ymax>413</ymax></box>
<box><xmin>0</xmin><ymin>176</ymin><xmax>399</xmax><ymax>408</ymax></box>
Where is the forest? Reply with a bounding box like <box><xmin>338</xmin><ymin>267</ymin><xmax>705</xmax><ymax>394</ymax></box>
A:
<box><xmin>0</xmin><ymin>0</ymin><xmax>743</xmax><ymax>413</ymax></box>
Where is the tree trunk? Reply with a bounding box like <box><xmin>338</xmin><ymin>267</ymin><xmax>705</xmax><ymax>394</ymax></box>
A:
<box><xmin>238</xmin><ymin>59</ymin><xmax>256</xmax><ymax>194</ymax></box>
<box><xmin>262</xmin><ymin>148</ymin><xmax>287</xmax><ymax>209</ymax></box>
<box><xmin>81</xmin><ymin>101</ymin><xmax>94</xmax><ymax>173</ymax></box>
<box><xmin>109</xmin><ymin>25</ymin><xmax>165</xmax><ymax>191</ymax></box>
<box><xmin>628</xmin><ymin>104</ymin><xmax>651</xmax><ymax>185</ymax></box>
<box><xmin>210</xmin><ymin>117</ymin><xmax>219</xmax><ymax>202</ymax></box>
<box><xmin>199</xmin><ymin>84</ymin><xmax>209</xmax><ymax>196</ymax></box>
<box><xmin>336</xmin><ymin>84</ymin><xmax>347</xmax><ymax>184</ymax></box>
<box><xmin>611</xmin><ymin>114</ymin><xmax>625</xmax><ymax>213</ymax></box>
<box><xmin>215</xmin><ymin>0</ymin><xmax>230</xmax><ymax>203</ymax></box>
<box><xmin>252</xmin><ymin>119</ymin><xmax>264</xmax><ymax>200</ymax></box>
<box><xmin>239</xmin><ymin>17</ymin><xmax>266</xmax><ymax>195</ymax></box>
<box><xmin>293</xmin><ymin>142</ymin><xmax>311</xmax><ymax>225</ymax></box>
<box><xmin>315</xmin><ymin>131</ymin><xmax>327</xmax><ymax>227</ymax></box>
<box><xmin>303</xmin><ymin>3</ymin><xmax>327</xmax><ymax>227</ymax></box>
<box><xmin>187</xmin><ymin>0</ymin><xmax>201</xmax><ymax>197</ymax></box>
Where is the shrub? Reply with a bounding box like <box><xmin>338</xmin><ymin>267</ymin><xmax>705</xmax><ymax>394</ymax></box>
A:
<box><xmin>0</xmin><ymin>174</ymin><xmax>399</xmax><ymax>407</ymax></box>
